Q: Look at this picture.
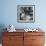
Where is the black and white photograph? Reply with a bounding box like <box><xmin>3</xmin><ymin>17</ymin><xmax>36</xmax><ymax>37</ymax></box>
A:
<box><xmin>17</xmin><ymin>5</ymin><xmax>35</xmax><ymax>23</ymax></box>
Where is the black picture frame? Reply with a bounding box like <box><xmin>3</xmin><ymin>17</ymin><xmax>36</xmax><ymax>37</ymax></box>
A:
<box><xmin>17</xmin><ymin>5</ymin><xmax>35</xmax><ymax>23</ymax></box>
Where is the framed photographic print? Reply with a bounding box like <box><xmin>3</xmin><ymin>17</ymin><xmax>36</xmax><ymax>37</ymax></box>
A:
<box><xmin>17</xmin><ymin>5</ymin><xmax>35</xmax><ymax>23</ymax></box>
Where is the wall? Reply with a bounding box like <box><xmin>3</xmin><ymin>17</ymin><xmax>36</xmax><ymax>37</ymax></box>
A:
<box><xmin>0</xmin><ymin>0</ymin><xmax>46</xmax><ymax>29</ymax></box>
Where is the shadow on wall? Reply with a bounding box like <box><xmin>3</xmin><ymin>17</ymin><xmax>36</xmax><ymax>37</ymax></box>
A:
<box><xmin>0</xmin><ymin>24</ymin><xmax>7</xmax><ymax>43</ymax></box>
